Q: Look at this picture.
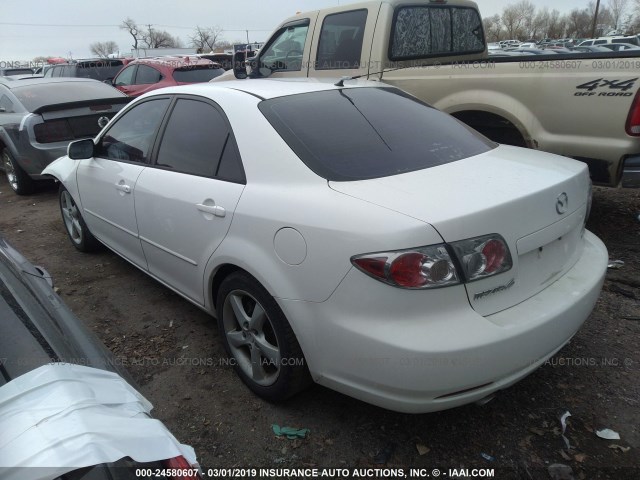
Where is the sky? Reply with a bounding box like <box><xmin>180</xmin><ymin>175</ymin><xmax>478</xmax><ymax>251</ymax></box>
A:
<box><xmin>0</xmin><ymin>0</ymin><xmax>597</xmax><ymax>61</ymax></box>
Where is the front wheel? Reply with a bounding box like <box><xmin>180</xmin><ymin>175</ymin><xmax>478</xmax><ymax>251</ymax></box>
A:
<box><xmin>59</xmin><ymin>185</ymin><xmax>101</xmax><ymax>252</ymax></box>
<box><xmin>2</xmin><ymin>149</ymin><xmax>34</xmax><ymax>195</ymax></box>
<box><xmin>217</xmin><ymin>272</ymin><xmax>311</xmax><ymax>402</ymax></box>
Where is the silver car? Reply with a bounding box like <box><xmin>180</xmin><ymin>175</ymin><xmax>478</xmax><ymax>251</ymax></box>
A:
<box><xmin>0</xmin><ymin>77</ymin><xmax>129</xmax><ymax>194</ymax></box>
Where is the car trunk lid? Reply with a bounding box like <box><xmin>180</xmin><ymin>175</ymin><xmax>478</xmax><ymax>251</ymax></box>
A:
<box><xmin>329</xmin><ymin>145</ymin><xmax>590</xmax><ymax>316</ymax></box>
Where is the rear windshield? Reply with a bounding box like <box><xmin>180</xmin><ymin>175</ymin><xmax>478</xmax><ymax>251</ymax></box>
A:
<box><xmin>172</xmin><ymin>66</ymin><xmax>225</xmax><ymax>82</ymax></box>
<box><xmin>12</xmin><ymin>81</ymin><xmax>125</xmax><ymax>112</ymax></box>
<box><xmin>2</xmin><ymin>68</ymin><xmax>34</xmax><ymax>76</ymax></box>
<box><xmin>76</xmin><ymin>60</ymin><xmax>124</xmax><ymax>81</ymax></box>
<box><xmin>259</xmin><ymin>87</ymin><xmax>495</xmax><ymax>181</ymax></box>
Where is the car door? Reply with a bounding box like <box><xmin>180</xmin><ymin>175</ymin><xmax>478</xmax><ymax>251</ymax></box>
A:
<box><xmin>134</xmin><ymin>96</ymin><xmax>245</xmax><ymax>305</ymax></box>
<box><xmin>76</xmin><ymin>97</ymin><xmax>171</xmax><ymax>270</ymax></box>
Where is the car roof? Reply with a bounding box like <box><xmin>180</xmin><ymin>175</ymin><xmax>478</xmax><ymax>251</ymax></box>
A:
<box><xmin>131</xmin><ymin>56</ymin><xmax>215</xmax><ymax>67</ymax></box>
<box><xmin>0</xmin><ymin>76</ymin><xmax>105</xmax><ymax>89</ymax></box>
<box><xmin>163</xmin><ymin>78</ymin><xmax>389</xmax><ymax>100</ymax></box>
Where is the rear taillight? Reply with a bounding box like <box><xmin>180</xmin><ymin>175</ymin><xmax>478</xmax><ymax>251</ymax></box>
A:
<box><xmin>352</xmin><ymin>245</ymin><xmax>459</xmax><ymax>289</ymax></box>
<box><xmin>162</xmin><ymin>455</ymin><xmax>201</xmax><ymax>480</ymax></box>
<box><xmin>34</xmin><ymin>119</ymin><xmax>74</xmax><ymax>143</ymax></box>
<box><xmin>450</xmin><ymin>234</ymin><xmax>513</xmax><ymax>282</ymax></box>
<box><xmin>627</xmin><ymin>90</ymin><xmax>640</xmax><ymax>136</ymax></box>
<box><xmin>352</xmin><ymin>234</ymin><xmax>512</xmax><ymax>289</ymax></box>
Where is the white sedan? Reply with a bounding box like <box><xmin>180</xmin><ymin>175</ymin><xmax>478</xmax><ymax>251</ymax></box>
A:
<box><xmin>44</xmin><ymin>79</ymin><xmax>608</xmax><ymax>413</ymax></box>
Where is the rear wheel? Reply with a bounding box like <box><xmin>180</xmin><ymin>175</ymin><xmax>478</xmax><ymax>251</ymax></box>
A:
<box><xmin>217</xmin><ymin>272</ymin><xmax>311</xmax><ymax>401</ymax></box>
<box><xmin>2</xmin><ymin>149</ymin><xmax>34</xmax><ymax>195</ymax></box>
<box><xmin>59</xmin><ymin>185</ymin><xmax>101</xmax><ymax>252</ymax></box>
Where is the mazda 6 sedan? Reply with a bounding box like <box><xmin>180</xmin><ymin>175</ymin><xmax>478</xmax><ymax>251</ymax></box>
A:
<box><xmin>44</xmin><ymin>79</ymin><xmax>608</xmax><ymax>413</ymax></box>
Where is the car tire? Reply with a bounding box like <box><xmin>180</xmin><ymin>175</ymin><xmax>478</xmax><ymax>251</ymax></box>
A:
<box><xmin>216</xmin><ymin>271</ymin><xmax>311</xmax><ymax>402</ymax></box>
<box><xmin>59</xmin><ymin>185</ymin><xmax>102</xmax><ymax>252</ymax></box>
<box><xmin>2</xmin><ymin>149</ymin><xmax>34</xmax><ymax>195</ymax></box>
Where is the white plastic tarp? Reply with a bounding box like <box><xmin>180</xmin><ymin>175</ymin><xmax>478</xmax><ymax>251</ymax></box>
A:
<box><xmin>0</xmin><ymin>363</ymin><xmax>197</xmax><ymax>480</ymax></box>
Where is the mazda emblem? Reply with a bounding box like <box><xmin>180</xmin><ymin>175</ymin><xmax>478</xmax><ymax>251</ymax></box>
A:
<box><xmin>556</xmin><ymin>193</ymin><xmax>568</xmax><ymax>214</ymax></box>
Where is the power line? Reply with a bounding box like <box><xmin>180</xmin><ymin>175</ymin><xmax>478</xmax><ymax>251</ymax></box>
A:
<box><xmin>0</xmin><ymin>21</ymin><xmax>272</xmax><ymax>32</ymax></box>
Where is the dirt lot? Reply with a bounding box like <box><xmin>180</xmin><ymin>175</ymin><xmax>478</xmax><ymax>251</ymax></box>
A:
<box><xmin>0</xmin><ymin>176</ymin><xmax>638</xmax><ymax>479</ymax></box>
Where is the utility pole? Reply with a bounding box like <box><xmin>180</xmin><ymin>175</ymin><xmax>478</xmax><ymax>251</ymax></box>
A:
<box><xmin>246</xmin><ymin>30</ymin><xmax>249</xmax><ymax>44</ymax></box>
<box><xmin>591</xmin><ymin>0</ymin><xmax>601</xmax><ymax>38</ymax></box>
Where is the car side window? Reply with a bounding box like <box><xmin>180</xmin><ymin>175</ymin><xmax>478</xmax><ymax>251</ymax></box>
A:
<box><xmin>155</xmin><ymin>98</ymin><xmax>241</xmax><ymax>180</ymax></box>
<box><xmin>594</xmin><ymin>40</ymin><xmax>606</xmax><ymax>45</ymax></box>
<box><xmin>114</xmin><ymin>65</ymin><xmax>136</xmax><ymax>86</ymax></box>
<box><xmin>96</xmin><ymin>98</ymin><xmax>170</xmax><ymax>164</ymax></box>
<box><xmin>135</xmin><ymin>65</ymin><xmax>162</xmax><ymax>85</ymax></box>
<box><xmin>316</xmin><ymin>10</ymin><xmax>368</xmax><ymax>70</ymax></box>
<box><xmin>260</xmin><ymin>22</ymin><xmax>309</xmax><ymax>72</ymax></box>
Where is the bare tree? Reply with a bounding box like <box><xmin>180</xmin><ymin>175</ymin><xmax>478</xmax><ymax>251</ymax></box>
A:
<box><xmin>189</xmin><ymin>26</ymin><xmax>224</xmax><ymax>52</ymax></box>
<box><xmin>531</xmin><ymin>7</ymin><xmax>550</xmax><ymax>40</ymax></box>
<box><xmin>501</xmin><ymin>5</ymin><xmax>524</xmax><ymax>38</ymax></box>
<box><xmin>483</xmin><ymin>14</ymin><xmax>503</xmax><ymax>42</ymax></box>
<box><xmin>90</xmin><ymin>41</ymin><xmax>119</xmax><ymax>58</ymax></box>
<box><xmin>608</xmin><ymin>0</ymin><xmax>629</xmax><ymax>29</ymax></box>
<box><xmin>515</xmin><ymin>0</ymin><xmax>536</xmax><ymax>38</ymax></box>
<box><xmin>120</xmin><ymin>17</ymin><xmax>142</xmax><ymax>50</ymax></box>
<box><xmin>566</xmin><ymin>8</ymin><xmax>592</xmax><ymax>37</ymax></box>
<box><xmin>546</xmin><ymin>9</ymin><xmax>566</xmax><ymax>38</ymax></box>
<box><xmin>142</xmin><ymin>26</ymin><xmax>182</xmax><ymax>48</ymax></box>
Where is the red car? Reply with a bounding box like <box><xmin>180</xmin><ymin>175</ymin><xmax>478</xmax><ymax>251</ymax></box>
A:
<box><xmin>112</xmin><ymin>56</ymin><xmax>224</xmax><ymax>97</ymax></box>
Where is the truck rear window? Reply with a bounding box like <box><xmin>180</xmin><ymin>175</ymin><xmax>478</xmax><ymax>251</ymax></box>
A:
<box><xmin>259</xmin><ymin>87</ymin><xmax>495</xmax><ymax>181</ymax></box>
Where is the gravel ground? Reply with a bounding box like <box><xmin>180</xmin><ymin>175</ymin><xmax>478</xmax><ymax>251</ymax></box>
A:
<box><xmin>0</xmin><ymin>177</ymin><xmax>638</xmax><ymax>480</ymax></box>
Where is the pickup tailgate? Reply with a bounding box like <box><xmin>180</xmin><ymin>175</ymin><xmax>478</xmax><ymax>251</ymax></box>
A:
<box><xmin>329</xmin><ymin>145</ymin><xmax>591</xmax><ymax>316</ymax></box>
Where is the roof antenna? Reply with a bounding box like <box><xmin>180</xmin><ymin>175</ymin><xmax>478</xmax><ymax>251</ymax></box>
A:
<box><xmin>334</xmin><ymin>76</ymin><xmax>352</xmax><ymax>87</ymax></box>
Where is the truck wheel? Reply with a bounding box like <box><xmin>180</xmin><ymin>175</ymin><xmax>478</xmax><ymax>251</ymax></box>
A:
<box><xmin>2</xmin><ymin>149</ymin><xmax>34</xmax><ymax>195</ymax></box>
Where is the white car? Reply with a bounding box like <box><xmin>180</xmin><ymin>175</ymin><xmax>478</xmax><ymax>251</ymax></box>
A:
<box><xmin>44</xmin><ymin>79</ymin><xmax>608</xmax><ymax>413</ymax></box>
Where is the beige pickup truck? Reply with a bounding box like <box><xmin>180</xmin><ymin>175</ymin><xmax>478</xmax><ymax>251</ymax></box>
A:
<box><xmin>215</xmin><ymin>0</ymin><xmax>640</xmax><ymax>187</ymax></box>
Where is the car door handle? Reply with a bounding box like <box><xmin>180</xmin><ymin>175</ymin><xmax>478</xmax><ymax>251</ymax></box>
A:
<box><xmin>115</xmin><ymin>183</ymin><xmax>131</xmax><ymax>194</ymax></box>
<box><xmin>196</xmin><ymin>203</ymin><xmax>226</xmax><ymax>217</ymax></box>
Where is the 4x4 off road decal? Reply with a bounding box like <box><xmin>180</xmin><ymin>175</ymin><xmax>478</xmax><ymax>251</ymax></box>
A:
<box><xmin>575</xmin><ymin>78</ymin><xmax>638</xmax><ymax>97</ymax></box>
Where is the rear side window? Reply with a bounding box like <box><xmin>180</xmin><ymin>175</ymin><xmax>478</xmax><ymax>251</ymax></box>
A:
<box><xmin>115</xmin><ymin>65</ymin><xmax>136</xmax><ymax>86</ymax></box>
<box><xmin>97</xmin><ymin>98</ymin><xmax>170</xmax><ymax>163</ymax></box>
<box><xmin>390</xmin><ymin>6</ymin><xmax>485</xmax><ymax>59</ymax></box>
<box><xmin>135</xmin><ymin>65</ymin><xmax>162</xmax><ymax>85</ymax></box>
<box><xmin>172</xmin><ymin>66</ymin><xmax>225</xmax><ymax>82</ymax></box>
<box><xmin>156</xmin><ymin>98</ymin><xmax>243</xmax><ymax>181</ymax></box>
<box><xmin>259</xmin><ymin>87</ymin><xmax>495</xmax><ymax>181</ymax></box>
<box><xmin>594</xmin><ymin>40</ymin><xmax>606</xmax><ymax>45</ymax></box>
<box><xmin>316</xmin><ymin>10</ymin><xmax>368</xmax><ymax>70</ymax></box>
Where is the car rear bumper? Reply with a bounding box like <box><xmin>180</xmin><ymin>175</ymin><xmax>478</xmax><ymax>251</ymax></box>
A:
<box><xmin>279</xmin><ymin>230</ymin><xmax>607</xmax><ymax>413</ymax></box>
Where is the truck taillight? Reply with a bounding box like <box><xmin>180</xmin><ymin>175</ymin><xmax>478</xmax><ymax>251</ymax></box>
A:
<box><xmin>351</xmin><ymin>234</ymin><xmax>513</xmax><ymax>289</ymax></box>
<box><xmin>627</xmin><ymin>89</ymin><xmax>640</xmax><ymax>136</ymax></box>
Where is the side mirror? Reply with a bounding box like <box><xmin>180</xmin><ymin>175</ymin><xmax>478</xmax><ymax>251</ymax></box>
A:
<box><xmin>233</xmin><ymin>51</ymin><xmax>248</xmax><ymax>79</ymax></box>
<box><xmin>68</xmin><ymin>138</ymin><xmax>95</xmax><ymax>160</ymax></box>
<box><xmin>103</xmin><ymin>78</ymin><xmax>114</xmax><ymax>85</ymax></box>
